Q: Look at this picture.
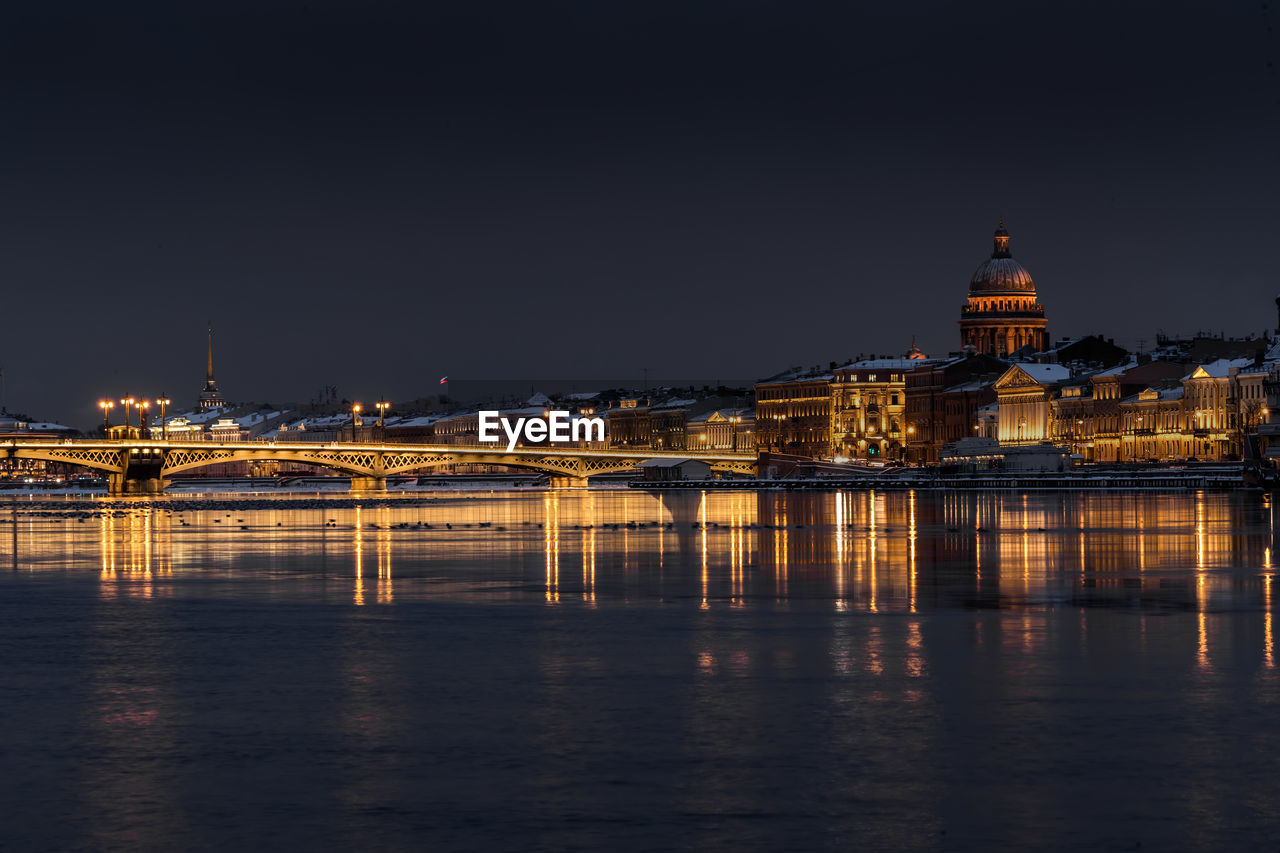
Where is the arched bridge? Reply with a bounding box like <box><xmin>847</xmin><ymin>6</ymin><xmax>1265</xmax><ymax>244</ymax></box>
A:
<box><xmin>2</xmin><ymin>440</ymin><xmax>758</xmax><ymax>494</ymax></box>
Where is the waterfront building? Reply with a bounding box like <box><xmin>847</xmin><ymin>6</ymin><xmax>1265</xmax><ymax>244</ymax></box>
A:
<box><xmin>649</xmin><ymin>398</ymin><xmax>698</xmax><ymax>450</ymax></box>
<box><xmin>1118</xmin><ymin>386</ymin><xmax>1188</xmax><ymax>461</ymax></box>
<box><xmin>993</xmin><ymin>363</ymin><xmax>1071</xmax><ymax>445</ymax></box>
<box><xmin>605</xmin><ymin>399</ymin><xmax>651</xmax><ymax>448</ymax></box>
<box><xmin>903</xmin><ymin>353</ymin><xmax>1007</xmax><ymax>463</ymax></box>
<box><xmin>1180</xmin><ymin>358</ymin><xmax>1255</xmax><ymax>459</ymax></box>
<box><xmin>1080</xmin><ymin>359</ymin><xmax>1191</xmax><ymax>462</ymax></box>
<box><xmin>683</xmin><ymin>408</ymin><xmax>755</xmax><ymax>452</ymax></box>
<box><xmin>958</xmin><ymin>221</ymin><xmax>1049</xmax><ymax>357</ymax></box>
<box><xmin>754</xmin><ymin>368</ymin><xmax>834</xmax><ymax>458</ymax></box>
<box><xmin>831</xmin><ymin>357</ymin><xmax>939</xmax><ymax>460</ymax></box>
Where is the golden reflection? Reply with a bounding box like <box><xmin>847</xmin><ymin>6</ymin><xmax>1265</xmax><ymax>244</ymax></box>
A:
<box><xmin>906</xmin><ymin>620</ymin><xmax>924</xmax><ymax>678</ymax></box>
<box><xmin>582</xmin><ymin>490</ymin><xmax>596</xmax><ymax>605</ymax></box>
<box><xmin>868</xmin><ymin>490</ymin><xmax>877</xmax><ymax>613</ymax></box>
<box><xmin>1197</xmin><ymin>573</ymin><xmax>1209</xmax><ymax>671</ymax></box>
<box><xmin>544</xmin><ymin>491</ymin><xmax>560</xmax><ymax>604</ymax></box>
<box><xmin>353</xmin><ymin>504</ymin><xmax>364</xmax><ymax>606</ymax></box>
<box><xmin>908</xmin><ymin>490</ymin><xmax>917</xmax><ymax>614</ymax></box>
<box><xmin>1266</xmin><ymin>573</ymin><xmax>1274</xmax><ymax>669</ymax></box>
<box><xmin>834</xmin><ymin>490</ymin><xmax>846</xmax><ymax>608</ymax></box>
<box><xmin>96</xmin><ymin>504</ymin><xmax>171</xmax><ymax>598</ymax></box>
<box><xmin>376</xmin><ymin>506</ymin><xmax>392</xmax><ymax>604</ymax></box>
<box><xmin>699</xmin><ymin>491</ymin><xmax>708</xmax><ymax>610</ymax></box>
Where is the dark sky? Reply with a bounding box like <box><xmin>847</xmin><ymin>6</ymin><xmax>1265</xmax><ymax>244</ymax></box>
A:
<box><xmin>2</xmin><ymin>1</ymin><xmax>1278</xmax><ymax>427</ymax></box>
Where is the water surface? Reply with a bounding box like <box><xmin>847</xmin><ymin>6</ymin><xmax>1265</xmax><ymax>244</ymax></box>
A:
<box><xmin>2</xmin><ymin>489</ymin><xmax>1278</xmax><ymax>851</ymax></box>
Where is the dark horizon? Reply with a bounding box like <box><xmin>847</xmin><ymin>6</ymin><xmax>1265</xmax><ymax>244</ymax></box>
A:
<box><xmin>3</xmin><ymin>1</ymin><xmax>1278</xmax><ymax>427</ymax></box>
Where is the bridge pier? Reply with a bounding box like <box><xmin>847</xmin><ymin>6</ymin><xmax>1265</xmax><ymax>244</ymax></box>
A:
<box><xmin>350</xmin><ymin>476</ymin><xmax>387</xmax><ymax>492</ymax></box>
<box><xmin>548</xmin><ymin>476</ymin><xmax>589</xmax><ymax>489</ymax></box>
<box><xmin>108</xmin><ymin>473</ymin><xmax>168</xmax><ymax>496</ymax></box>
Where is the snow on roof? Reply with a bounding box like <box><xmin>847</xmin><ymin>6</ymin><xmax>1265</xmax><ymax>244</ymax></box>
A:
<box><xmin>390</xmin><ymin>415</ymin><xmax>439</xmax><ymax>428</ymax></box>
<box><xmin>651</xmin><ymin>398</ymin><xmax>697</xmax><ymax>411</ymax></box>
<box><xmin>1016</xmin><ymin>364</ymin><xmax>1072</xmax><ymax>384</ymax></box>
<box><xmin>26</xmin><ymin>422</ymin><xmax>74</xmax><ymax>431</ymax></box>
<box><xmin>1184</xmin><ymin>357</ymin><xmax>1254</xmax><ymax>380</ymax></box>
<box><xmin>837</xmin><ymin>357</ymin><xmax>944</xmax><ymax>371</ymax></box>
<box><xmin>1093</xmin><ymin>357</ymin><xmax>1140</xmax><ymax>377</ymax></box>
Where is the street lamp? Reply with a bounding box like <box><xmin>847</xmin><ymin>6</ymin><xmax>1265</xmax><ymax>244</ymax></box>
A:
<box><xmin>120</xmin><ymin>396</ymin><xmax>135</xmax><ymax>434</ymax></box>
<box><xmin>98</xmin><ymin>400</ymin><xmax>114</xmax><ymax>430</ymax></box>
<box><xmin>156</xmin><ymin>396</ymin><xmax>171</xmax><ymax>440</ymax></box>
<box><xmin>137</xmin><ymin>400</ymin><xmax>150</xmax><ymax>433</ymax></box>
<box><xmin>375</xmin><ymin>401</ymin><xmax>390</xmax><ymax>428</ymax></box>
<box><xmin>351</xmin><ymin>403</ymin><xmax>362</xmax><ymax>441</ymax></box>
<box><xmin>729</xmin><ymin>415</ymin><xmax>741</xmax><ymax>451</ymax></box>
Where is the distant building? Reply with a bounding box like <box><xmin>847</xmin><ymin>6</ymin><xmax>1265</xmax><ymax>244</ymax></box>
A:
<box><xmin>958</xmin><ymin>221</ymin><xmax>1049</xmax><ymax>357</ymax></box>
<box><xmin>196</xmin><ymin>326</ymin><xmax>226</xmax><ymax>412</ymax></box>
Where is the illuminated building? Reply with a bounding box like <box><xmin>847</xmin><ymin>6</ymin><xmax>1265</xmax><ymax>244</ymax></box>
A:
<box><xmin>959</xmin><ymin>221</ymin><xmax>1049</xmax><ymax>357</ymax></box>
<box><xmin>831</xmin><ymin>356</ymin><xmax>936</xmax><ymax>460</ymax></box>
<box><xmin>903</xmin><ymin>353</ymin><xmax>1006</xmax><ymax>463</ymax></box>
<box><xmin>754</xmin><ymin>369</ymin><xmax>834</xmax><ymax>457</ymax></box>
<box><xmin>605</xmin><ymin>399</ymin><xmax>651</xmax><ymax>447</ymax></box>
<box><xmin>684</xmin><ymin>408</ymin><xmax>755</xmax><ymax>452</ymax></box>
<box><xmin>994</xmin><ymin>363</ymin><xmax>1070</xmax><ymax>445</ymax></box>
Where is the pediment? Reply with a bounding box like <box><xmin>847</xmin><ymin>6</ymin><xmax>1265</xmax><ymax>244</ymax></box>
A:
<box><xmin>994</xmin><ymin>365</ymin><xmax>1041</xmax><ymax>390</ymax></box>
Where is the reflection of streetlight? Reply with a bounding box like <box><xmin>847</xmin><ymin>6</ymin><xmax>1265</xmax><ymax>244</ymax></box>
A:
<box><xmin>156</xmin><ymin>396</ymin><xmax>171</xmax><ymax>440</ymax></box>
<box><xmin>98</xmin><ymin>400</ymin><xmax>114</xmax><ymax>430</ymax></box>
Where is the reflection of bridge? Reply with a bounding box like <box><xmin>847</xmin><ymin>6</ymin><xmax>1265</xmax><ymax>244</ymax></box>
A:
<box><xmin>2</xmin><ymin>440</ymin><xmax>759</xmax><ymax>494</ymax></box>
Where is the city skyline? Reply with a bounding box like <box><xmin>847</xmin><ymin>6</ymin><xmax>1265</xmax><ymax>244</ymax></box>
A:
<box><xmin>2</xmin><ymin>2</ymin><xmax>1278</xmax><ymax>426</ymax></box>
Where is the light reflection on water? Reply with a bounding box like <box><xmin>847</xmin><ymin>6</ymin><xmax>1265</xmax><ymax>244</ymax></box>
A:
<box><xmin>9</xmin><ymin>488</ymin><xmax>1277</xmax><ymax>612</ymax></box>
<box><xmin>2</xmin><ymin>489</ymin><xmax>1280</xmax><ymax>850</ymax></box>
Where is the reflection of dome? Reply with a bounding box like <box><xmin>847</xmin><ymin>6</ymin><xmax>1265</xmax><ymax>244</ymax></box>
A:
<box><xmin>968</xmin><ymin>220</ymin><xmax>1035</xmax><ymax>293</ymax></box>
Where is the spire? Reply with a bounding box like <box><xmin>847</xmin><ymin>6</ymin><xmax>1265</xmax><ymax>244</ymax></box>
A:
<box><xmin>197</xmin><ymin>323</ymin><xmax>225</xmax><ymax>412</ymax></box>
<box><xmin>992</xmin><ymin>218</ymin><xmax>1011</xmax><ymax>258</ymax></box>
<box><xmin>206</xmin><ymin>323</ymin><xmax>215</xmax><ymax>386</ymax></box>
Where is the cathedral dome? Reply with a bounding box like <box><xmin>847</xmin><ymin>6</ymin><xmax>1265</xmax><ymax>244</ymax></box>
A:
<box><xmin>968</xmin><ymin>221</ymin><xmax>1035</xmax><ymax>293</ymax></box>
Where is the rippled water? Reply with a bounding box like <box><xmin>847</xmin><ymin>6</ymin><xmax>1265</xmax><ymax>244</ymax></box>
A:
<box><xmin>2</xmin><ymin>488</ymin><xmax>1280</xmax><ymax>851</ymax></box>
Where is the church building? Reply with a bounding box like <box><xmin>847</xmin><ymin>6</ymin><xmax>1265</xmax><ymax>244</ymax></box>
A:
<box><xmin>959</xmin><ymin>221</ymin><xmax>1049</xmax><ymax>357</ymax></box>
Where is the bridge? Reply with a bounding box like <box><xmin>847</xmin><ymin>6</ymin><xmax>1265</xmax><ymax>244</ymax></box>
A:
<box><xmin>1</xmin><ymin>439</ymin><xmax>759</xmax><ymax>494</ymax></box>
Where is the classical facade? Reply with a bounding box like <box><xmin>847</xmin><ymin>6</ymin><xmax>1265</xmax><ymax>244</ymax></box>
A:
<box><xmin>993</xmin><ymin>363</ymin><xmax>1071</xmax><ymax>445</ymax></box>
<box><xmin>754</xmin><ymin>370</ymin><xmax>834</xmax><ymax>458</ymax></box>
<box><xmin>831</xmin><ymin>358</ymin><xmax>933</xmax><ymax>459</ymax></box>
<box><xmin>959</xmin><ymin>221</ymin><xmax>1049</xmax><ymax>357</ymax></box>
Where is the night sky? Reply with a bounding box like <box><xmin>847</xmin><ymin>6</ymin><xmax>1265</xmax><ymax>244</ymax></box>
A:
<box><xmin>2</xmin><ymin>1</ymin><xmax>1277</xmax><ymax>427</ymax></box>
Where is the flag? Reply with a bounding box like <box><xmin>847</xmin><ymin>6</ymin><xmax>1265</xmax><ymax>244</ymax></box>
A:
<box><xmin>439</xmin><ymin>376</ymin><xmax>448</xmax><ymax>384</ymax></box>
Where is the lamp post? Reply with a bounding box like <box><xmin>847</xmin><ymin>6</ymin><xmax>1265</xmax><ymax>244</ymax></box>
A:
<box><xmin>729</xmin><ymin>415</ymin><xmax>741</xmax><ymax>451</ymax></box>
<box><xmin>98</xmin><ymin>400</ymin><xmax>114</xmax><ymax>430</ymax></box>
<box><xmin>137</xmin><ymin>400</ymin><xmax>150</xmax><ymax>433</ymax></box>
<box><xmin>375</xmin><ymin>401</ymin><xmax>390</xmax><ymax>428</ymax></box>
<box><xmin>351</xmin><ymin>403</ymin><xmax>362</xmax><ymax>442</ymax></box>
<box><xmin>120</xmin><ymin>396</ymin><xmax>135</xmax><ymax>436</ymax></box>
<box><xmin>156</xmin><ymin>396</ymin><xmax>171</xmax><ymax>440</ymax></box>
